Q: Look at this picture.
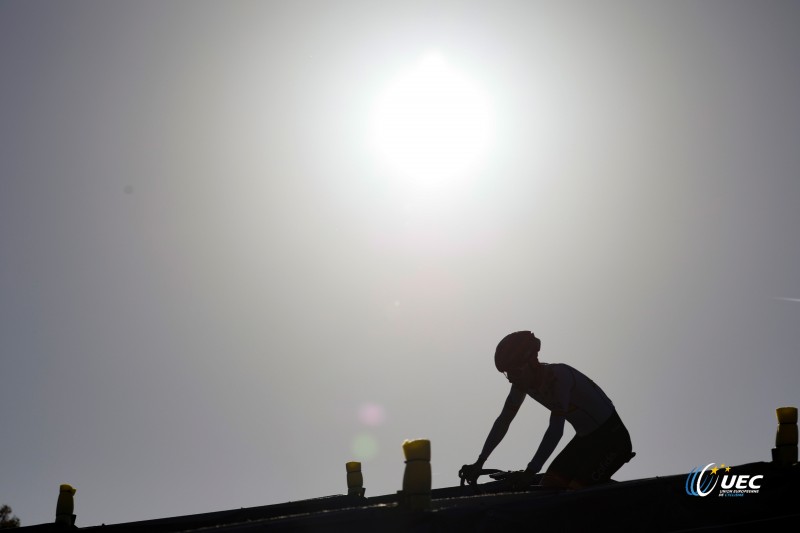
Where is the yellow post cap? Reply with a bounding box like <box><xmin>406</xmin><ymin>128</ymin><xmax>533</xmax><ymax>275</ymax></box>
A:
<box><xmin>59</xmin><ymin>484</ymin><xmax>76</xmax><ymax>495</ymax></box>
<box><xmin>776</xmin><ymin>407</ymin><xmax>798</xmax><ymax>425</ymax></box>
<box><xmin>402</xmin><ymin>439</ymin><xmax>431</xmax><ymax>461</ymax></box>
<box><xmin>346</xmin><ymin>461</ymin><xmax>361</xmax><ymax>473</ymax></box>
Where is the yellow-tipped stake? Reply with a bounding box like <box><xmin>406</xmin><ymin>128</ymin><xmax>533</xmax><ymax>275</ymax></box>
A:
<box><xmin>346</xmin><ymin>461</ymin><xmax>365</xmax><ymax>497</ymax></box>
<box><xmin>776</xmin><ymin>406</ymin><xmax>798</xmax><ymax>425</ymax></box>
<box><xmin>401</xmin><ymin>439</ymin><xmax>431</xmax><ymax>511</ymax></box>
<box><xmin>55</xmin><ymin>484</ymin><xmax>76</xmax><ymax>526</ymax></box>
<box><xmin>773</xmin><ymin>406</ymin><xmax>798</xmax><ymax>466</ymax></box>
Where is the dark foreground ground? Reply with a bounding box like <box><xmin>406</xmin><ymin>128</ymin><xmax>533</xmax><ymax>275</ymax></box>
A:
<box><xmin>17</xmin><ymin>461</ymin><xmax>799</xmax><ymax>532</ymax></box>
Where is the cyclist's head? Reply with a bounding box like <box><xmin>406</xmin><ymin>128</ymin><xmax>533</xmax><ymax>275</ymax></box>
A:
<box><xmin>494</xmin><ymin>331</ymin><xmax>541</xmax><ymax>373</ymax></box>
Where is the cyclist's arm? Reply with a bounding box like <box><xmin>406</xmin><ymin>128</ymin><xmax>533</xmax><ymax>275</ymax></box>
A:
<box><xmin>477</xmin><ymin>386</ymin><xmax>526</xmax><ymax>464</ymax></box>
<box><xmin>527</xmin><ymin>367</ymin><xmax>573</xmax><ymax>472</ymax></box>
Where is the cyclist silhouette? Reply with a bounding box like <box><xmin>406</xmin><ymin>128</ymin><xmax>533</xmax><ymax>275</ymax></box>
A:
<box><xmin>459</xmin><ymin>331</ymin><xmax>634</xmax><ymax>489</ymax></box>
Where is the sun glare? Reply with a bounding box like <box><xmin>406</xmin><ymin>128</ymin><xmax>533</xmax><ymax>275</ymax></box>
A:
<box><xmin>370</xmin><ymin>52</ymin><xmax>494</xmax><ymax>189</ymax></box>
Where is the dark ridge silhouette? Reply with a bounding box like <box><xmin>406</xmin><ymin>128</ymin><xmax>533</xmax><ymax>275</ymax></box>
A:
<box><xmin>13</xmin><ymin>461</ymin><xmax>800</xmax><ymax>532</ymax></box>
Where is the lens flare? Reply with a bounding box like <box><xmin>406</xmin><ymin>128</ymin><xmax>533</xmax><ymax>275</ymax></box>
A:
<box><xmin>358</xmin><ymin>402</ymin><xmax>387</xmax><ymax>427</ymax></box>
<box><xmin>351</xmin><ymin>433</ymin><xmax>379</xmax><ymax>461</ymax></box>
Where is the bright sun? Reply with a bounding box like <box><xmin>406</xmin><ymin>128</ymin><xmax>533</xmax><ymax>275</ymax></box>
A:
<box><xmin>369</xmin><ymin>52</ymin><xmax>494</xmax><ymax>188</ymax></box>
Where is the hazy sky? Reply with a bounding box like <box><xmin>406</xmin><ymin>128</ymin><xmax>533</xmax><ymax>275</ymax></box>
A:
<box><xmin>2</xmin><ymin>0</ymin><xmax>799</xmax><ymax>527</ymax></box>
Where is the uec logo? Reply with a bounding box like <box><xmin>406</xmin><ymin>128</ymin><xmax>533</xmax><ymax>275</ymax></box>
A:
<box><xmin>685</xmin><ymin>463</ymin><xmax>719</xmax><ymax>497</ymax></box>
<box><xmin>685</xmin><ymin>463</ymin><xmax>763</xmax><ymax>497</ymax></box>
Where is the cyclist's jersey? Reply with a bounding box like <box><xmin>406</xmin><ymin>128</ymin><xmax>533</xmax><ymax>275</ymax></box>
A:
<box><xmin>511</xmin><ymin>363</ymin><xmax>615</xmax><ymax>436</ymax></box>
